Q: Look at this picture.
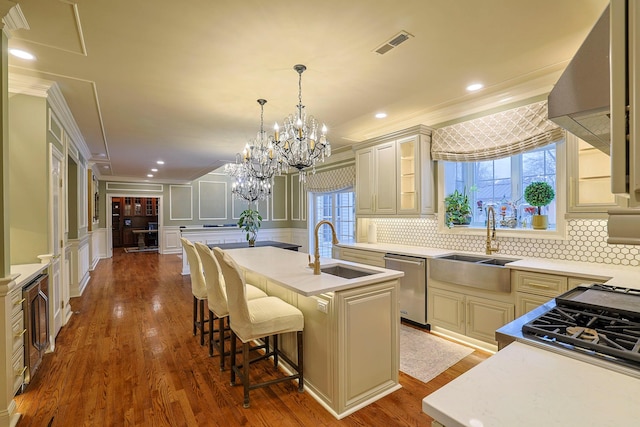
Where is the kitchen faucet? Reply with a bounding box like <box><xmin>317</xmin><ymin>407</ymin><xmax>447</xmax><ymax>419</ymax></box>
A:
<box><xmin>486</xmin><ymin>205</ymin><xmax>500</xmax><ymax>255</ymax></box>
<box><xmin>310</xmin><ymin>220</ymin><xmax>340</xmax><ymax>275</ymax></box>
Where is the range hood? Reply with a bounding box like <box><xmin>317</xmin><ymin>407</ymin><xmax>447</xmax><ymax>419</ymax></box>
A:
<box><xmin>547</xmin><ymin>6</ymin><xmax>611</xmax><ymax>154</ymax></box>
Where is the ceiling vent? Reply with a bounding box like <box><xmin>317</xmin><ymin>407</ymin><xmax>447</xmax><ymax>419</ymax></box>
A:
<box><xmin>374</xmin><ymin>31</ymin><xmax>413</xmax><ymax>55</ymax></box>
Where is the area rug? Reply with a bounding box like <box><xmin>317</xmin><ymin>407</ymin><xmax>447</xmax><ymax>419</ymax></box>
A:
<box><xmin>400</xmin><ymin>324</ymin><xmax>474</xmax><ymax>383</ymax></box>
<box><xmin>123</xmin><ymin>247</ymin><xmax>158</xmax><ymax>253</ymax></box>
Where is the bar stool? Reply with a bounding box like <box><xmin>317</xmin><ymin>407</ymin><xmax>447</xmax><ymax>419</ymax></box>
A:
<box><xmin>213</xmin><ymin>247</ymin><xmax>304</xmax><ymax>408</ymax></box>
<box><xmin>194</xmin><ymin>242</ymin><xmax>267</xmax><ymax>369</ymax></box>
<box><xmin>180</xmin><ymin>237</ymin><xmax>208</xmax><ymax>346</ymax></box>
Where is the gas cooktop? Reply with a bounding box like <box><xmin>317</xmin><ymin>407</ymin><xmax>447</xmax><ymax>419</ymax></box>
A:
<box><xmin>522</xmin><ymin>284</ymin><xmax>640</xmax><ymax>371</ymax></box>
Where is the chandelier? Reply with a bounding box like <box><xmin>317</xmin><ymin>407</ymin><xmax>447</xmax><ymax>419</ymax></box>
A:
<box><xmin>274</xmin><ymin>64</ymin><xmax>331</xmax><ymax>182</ymax></box>
<box><xmin>241</xmin><ymin>99</ymin><xmax>283</xmax><ymax>181</ymax></box>
<box><xmin>225</xmin><ymin>162</ymin><xmax>272</xmax><ymax>203</ymax></box>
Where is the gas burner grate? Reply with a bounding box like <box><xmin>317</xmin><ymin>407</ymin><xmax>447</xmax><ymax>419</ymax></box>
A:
<box><xmin>522</xmin><ymin>285</ymin><xmax>640</xmax><ymax>368</ymax></box>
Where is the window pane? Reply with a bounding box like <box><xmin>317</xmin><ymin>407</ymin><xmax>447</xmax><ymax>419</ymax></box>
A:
<box><xmin>313</xmin><ymin>190</ymin><xmax>355</xmax><ymax>257</ymax></box>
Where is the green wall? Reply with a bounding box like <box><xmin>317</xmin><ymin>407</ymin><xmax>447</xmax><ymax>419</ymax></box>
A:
<box><xmin>9</xmin><ymin>94</ymin><xmax>49</xmax><ymax>264</ymax></box>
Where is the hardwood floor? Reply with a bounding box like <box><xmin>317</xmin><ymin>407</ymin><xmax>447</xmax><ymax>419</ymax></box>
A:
<box><xmin>14</xmin><ymin>249</ymin><xmax>490</xmax><ymax>426</ymax></box>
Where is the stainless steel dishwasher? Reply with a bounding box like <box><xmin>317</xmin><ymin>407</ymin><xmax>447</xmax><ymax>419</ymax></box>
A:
<box><xmin>384</xmin><ymin>253</ymin><xmax>428</xmax><ymax>328</ymax></box>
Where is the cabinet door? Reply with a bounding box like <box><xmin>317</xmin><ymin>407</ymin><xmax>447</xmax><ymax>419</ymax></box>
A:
<box><xmin>374</xmin><ymin>141</ymin><xmax>396</xmax><ymax>214</ymax></box>
<box><xmin>355</xmin><ymin>148</ymin><xmax>374</xmax><ymax>214</ymax></box>
<box><xmin>567</xmin><ymin>132</ymin><xmax>627</xmax><ymax>213</ymax></box>
<box><xmin>428</xmin><ymin>287</ymin><xmax>465</xmax><ymax>334</ymax></box>
<box><xmin>466</xmin><ymin>296</ymin><xmax>514</xmax><ymax>344</ymax></box>
<box><xmin>397</xmin><ymin>136</ymin><xmax>419</xmax><ymax>214</ymax></box>
<box><xmin>515</xmin><ymin>293</ymin><xmax>551</xmax><ymax>317</ymax></box>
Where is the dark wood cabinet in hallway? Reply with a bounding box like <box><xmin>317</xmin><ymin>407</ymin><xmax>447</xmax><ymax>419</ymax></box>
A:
<box><xmin>14</xmin><ymin>249</ymin><xmax>488</xmax><ymax>426</ymax></box>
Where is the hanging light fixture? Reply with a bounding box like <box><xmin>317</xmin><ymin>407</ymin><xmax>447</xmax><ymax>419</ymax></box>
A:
<box><xmin>273</xmin><ymin>64</ymin><xmax>331</xmax><ymax>182</ymax></box>
<box><xmin>241</xmin><ymin>99</ymin><xmax>283</xmax><ymax>182</ymax></box>
<box><xmin>225</xmin><ymin>162</ymin><xmax>272</xmax><ymax>203</ymax></box>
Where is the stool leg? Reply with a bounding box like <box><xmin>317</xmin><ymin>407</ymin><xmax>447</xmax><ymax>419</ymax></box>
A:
<box><xmin>273</xmin><ymin>334</ymin><xmax>279</xmax><ymax>368</ymax></box>
<box><xmin>199</xmin><ymin>299</ymin><xmax>206</xmax><ymax>346</ymax></box>
<box><xmin>242</xmin><ymin>341</ymin><xmax>250</xmax><ymax>408</ymax></box>
<box><xmin>297</xmin><ymin>330</ymin><xmax>304</xmax><ymax>392</ymax></box>
<box><xmin>218</xmin><ymin>316</ymin><xmax>226</xmax><ymax>371</ymax></box>
<box><xmin>192</xmin><ymin>296</ymin><xmax>197</xmax><ymax>336</ymax></box>
<box><xmin>230</xmin><ymin>330</ymin><xmax>237</xmax><ymax>386</ymax></box>
<box><xmin>208</xmin><ymin>310</ymin><xmax>214</xmax><ymax>357</ymax></box>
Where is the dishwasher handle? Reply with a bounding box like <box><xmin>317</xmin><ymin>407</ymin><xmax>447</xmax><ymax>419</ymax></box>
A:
<box><xmin>383</xmin><ymin>256</ymin><xmax>425</xmax><ymax>266</ymax></box>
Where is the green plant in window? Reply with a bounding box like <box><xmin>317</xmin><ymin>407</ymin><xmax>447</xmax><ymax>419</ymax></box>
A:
<box><xmin>444</xmin><ymin>188</ymin><xmax>472</xmax><ymax>228</ymax></box>
<box><xmin>237</xmin><ymin>208</ymin><xmax>262</xmax><ymax>246</ymax></box>
<box><xmin>523</xmin><ymin>181</ymin><xmax>555</xmax><ymax>214</ymax></box>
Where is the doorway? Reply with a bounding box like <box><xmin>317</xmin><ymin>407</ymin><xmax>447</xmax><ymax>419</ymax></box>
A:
<box><xmin>108</xmin><ymin>195</ymin><xmax>162</xmax><ymax>256</ymax></box>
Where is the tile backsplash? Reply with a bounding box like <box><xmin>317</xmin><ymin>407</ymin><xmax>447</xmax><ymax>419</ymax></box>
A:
<box><xmin>369</xmin><ymin>218</ymin><xmax>639</xmax><ymax>267</ymax></box>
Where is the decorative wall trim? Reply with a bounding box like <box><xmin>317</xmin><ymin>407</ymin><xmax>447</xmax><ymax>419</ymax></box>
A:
<box><xmin>198</xmin><ymin>181</ymin><xmax>227</xmax><ymax>220</ymax></box>
<box><xmin>169</xmin><ymin>185</ymin><xmax>193</xmax><ymax>220</ymax></box>
<box><xmin>106</xmin><ymin>182</ymin><xmax>163</xmax><ymax>192</ymax></box>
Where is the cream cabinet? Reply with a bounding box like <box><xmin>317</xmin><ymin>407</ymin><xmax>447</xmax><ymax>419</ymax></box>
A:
<box><xmin>514</xmin><ymin>270</ymin><xmax>606</xmax><ymax>317</ymax></box>
<box><xmin>9</xmin><ymin>286</ymin><xmax>26</xmax><ymax>395</ymax></box>
<box><xmin>355</xmin><ymin>125</ymin><xmax>434</xmax><ymax>216</ymax></box>
<box><xmin>567</xmin><ymin>132</ymin><xmax>627</xmax><ymax>214</ymax></box>
<box><xmin>428</xmin><ymin>287</ymin><xmax>514</xmax><ymax>345</ymax></box>
<box><xmin>335</xmin><ymin>246</ymin><xmax>386</xmax><ymax>267</ymax></box>
<box><xmin>356</xmin><ymin>141</ymin><xmax>396</xmax><ymax>215</ymax></box>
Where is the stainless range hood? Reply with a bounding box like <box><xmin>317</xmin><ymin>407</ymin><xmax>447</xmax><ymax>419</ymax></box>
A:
<box><xmin>547</xmin><ymin>6</ymin><xmax>611</xmax><ymax>154</ymax></box>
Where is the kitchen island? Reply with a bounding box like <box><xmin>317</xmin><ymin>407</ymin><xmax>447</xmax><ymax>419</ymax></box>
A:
<box><xmin>224</xmin><ymin>246</ymin><xmax>404</xmax><ymax>419</ymax></box>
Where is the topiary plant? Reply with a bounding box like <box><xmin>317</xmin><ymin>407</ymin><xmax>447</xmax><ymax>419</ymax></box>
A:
<box><xmin>523</xmin><ymin>181</ymin><xmax>555</xmax><ymax>215</ymax></box>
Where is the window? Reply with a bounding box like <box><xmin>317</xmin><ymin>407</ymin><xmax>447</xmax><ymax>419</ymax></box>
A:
<box><xmin>311</xmin><ymin>190</ymin><xmax>355</xmax><ymax>257</ymax></box>
<box><xmin>443</xmin><ymin>143</ymin><xmax>558</xmax><ymax>230</ymax></box>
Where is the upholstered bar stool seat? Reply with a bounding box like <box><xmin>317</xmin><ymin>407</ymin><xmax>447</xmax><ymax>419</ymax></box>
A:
<box><xmin>213</xmin><ymin>247</ymin><xmax>304</xmax><ymax>409</ymax></box>
<box><xmin>193</xmin><ymin>242</ymin><xmax>267</xmax><ymax>369</ymax></box>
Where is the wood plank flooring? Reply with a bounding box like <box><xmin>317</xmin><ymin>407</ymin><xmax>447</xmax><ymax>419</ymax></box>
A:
<box><xmin>14</xmin><ymin>249</ymin><xmax>490</xmax><ymax>426</ymax></box>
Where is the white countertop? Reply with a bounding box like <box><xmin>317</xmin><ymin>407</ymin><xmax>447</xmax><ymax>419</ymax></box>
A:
<box><xmin>10</xmin><ymin>263</ymin><xmax>50</xmax><ymax>288</ymax></box>
<box><xmin>338</xmin><ymin>242</ymin><xmax>640</xmax><ymax>289</ymax></box>
<box><xmin>422</xmin><ymin>341</ymin><xmax>640</xmax><ymax>427</ymax></box>
<box><xmin>226</xmin><ymin>246</ymin><xmax>403</xmax><ymax>297</ymax></box>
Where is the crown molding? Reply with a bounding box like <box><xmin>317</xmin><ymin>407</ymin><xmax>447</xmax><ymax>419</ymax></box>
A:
<box><xmin>8</xmin><ymin>72</ymin><xmax>52</xmax><ymax>97</ymax></box>
<box><xmin>47</xmin><ymin>83</ymin><xmax>92</xmax><ymax>162</ymax></box>
<box><xmin>2</xmin><ymin>3</ymin><xmax>27</xmax><ymax>31</ymax></box>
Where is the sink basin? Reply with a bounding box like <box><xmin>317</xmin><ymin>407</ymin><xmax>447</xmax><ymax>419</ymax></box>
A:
<box><xmin>478</xmin><ymin>258</ymin><xmax>519</xmax><ymax>266</ymax></box>
<box><xmin>320</xmin><ymin>264</ymin><xmax>378</xmax><ymax>279</ymax></box>
<box><xmin>430</xmin><ymin>254</ymin><xmax>520</xmax><ymax>292</ymax></box>
<box><xmin>438</xmin><ymin>254</ymin><xmax>492</xmax><ymax>263</ymax></box>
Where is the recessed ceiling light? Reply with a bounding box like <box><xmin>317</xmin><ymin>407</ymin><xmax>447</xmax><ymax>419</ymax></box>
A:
<box><xmin>147</xmin><ymin>174</ymin><xmax>154</xmax><ymax>178</ymax></box>
<box><xmin>9</xmin><ymin>49</ymin><xmax>35</xmax><ymax>60</ymax></box>
<box><xmin>151</xmin><ymin>168</ymin><xmax>158</xmax><ymax>172</ymax></box>
<box><xmin>375</xmin><ymin>112</ymin><xmax>387</xmax><ymax>119</ymax></box>
<box><xmin>156</xmin><ymin>160</ymin><xmax>165</xmax><ymax>165</ymax></box>
<box><xmin>466</xmin><ymin>83</ymin><xmax>484</xmax><ymax>92</ymax></box>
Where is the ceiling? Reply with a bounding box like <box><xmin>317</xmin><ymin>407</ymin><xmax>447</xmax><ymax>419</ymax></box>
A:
<box><xmin>5</xmin><ymin>0</ymin><xmax>609</xmax><ymax>183</ymax></box>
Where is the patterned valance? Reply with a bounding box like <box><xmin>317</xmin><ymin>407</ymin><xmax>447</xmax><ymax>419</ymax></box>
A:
<box><xmin>305</xmin><ymin>164</ymin><xmax>355</xmax><ymax>193</ymax></box>
<box><xmin>431</xmin><ymin>101</ymin><xmax>564</xmax><ymax>162</ymax></box>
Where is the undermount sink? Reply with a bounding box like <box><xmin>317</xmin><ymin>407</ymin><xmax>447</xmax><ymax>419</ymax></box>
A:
<box><xmin>320</xmin><ymin>264</ymin><xmax>378</xmax><ymax>279</ymax></box>
<box><xmin>430</xmin><ymin>254</ymin><xmax>520</xmax><ymax>292</ymax></box>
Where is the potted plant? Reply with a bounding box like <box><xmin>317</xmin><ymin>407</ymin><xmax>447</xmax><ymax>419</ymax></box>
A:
<box><xmin>237</xmin><ymin>207</ymin><xmax>262</xmax><ymax>246</ymax></box>
<box><xmin>523</xmin><ymin>181</ymin><xmax>555</xmax><ymax>230</ymax></box>
<box><xmin>444</xmin><ymin>188</ymin><xmax>472</xmax><ymax>228</ymax></box>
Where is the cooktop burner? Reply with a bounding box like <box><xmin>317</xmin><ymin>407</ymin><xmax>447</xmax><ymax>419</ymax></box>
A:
<box><xmin>522</xmin><ymin>284</ymin><xmax>640</xmax><ymax>370</ymax></box>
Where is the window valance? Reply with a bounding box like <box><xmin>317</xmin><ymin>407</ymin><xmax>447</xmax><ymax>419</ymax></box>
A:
<box><xmin>431</xmin><ymin>101</ymin><xmax>564</xmax><ymax>162</ymax></box>
<box><xmin>305</xmin><ymin>164</ymin><xmax>355</xmax><ymax>193</ymax></box>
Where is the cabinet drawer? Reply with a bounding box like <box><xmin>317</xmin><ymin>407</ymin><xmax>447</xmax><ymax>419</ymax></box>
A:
<box><xmin>514</xmin><ymin>271</ymin><xmax>567</xmax><ymax>298</ymax></box>
<box><xmin>12</xmin><ymin>347</ymin><xmax>25</xmax><ymax>395</ymax></box>
<box><xmin>11</xmin><ymin>311</ymin><xmax>26</xmax><ymax>355</ymax></box>
<box><xmin>516</xmin><ymin>293</ymin><xmax>552</xmax><ymax>317</ymax></box>
<box><xmin>339</xmin><ymin>248</ymin><xmax>385</xmax><ymax>268</ymax></box>
<box><xmin>568</xmin><ymin>277</ymin><xmax>605</xmax><ymax>290</ymax></box>
<box><xmin>10</xmin><ymin>288</ymin><xmax>25</xmax><ymax>318</ymax></box>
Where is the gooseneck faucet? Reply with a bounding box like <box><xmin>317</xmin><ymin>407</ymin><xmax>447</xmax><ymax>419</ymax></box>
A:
<box><xmin>486</xmin><ymin>205</ymin><xmax>500</xmax><ymax>255</ymax></box>
<box><xmin>310</xmin><ymin>220</ymin><xmax>340</xmax><ymax>275</ymax></box>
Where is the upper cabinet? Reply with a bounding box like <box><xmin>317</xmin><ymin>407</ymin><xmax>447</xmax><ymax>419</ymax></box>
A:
<box><xmin>355</xmin><ymin>125</ymin><xmax>434</xmax><ymax>216</ymax></box>
<box><xmin>566</xmin><ymin>132</ymin><xmax>627</xmax><ymax>214</ymax></box>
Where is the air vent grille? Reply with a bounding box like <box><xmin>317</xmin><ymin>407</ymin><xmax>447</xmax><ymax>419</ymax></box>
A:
<box><xmin>374</xmin><ymin>30</ymin><xmax>413</xmax><ymax>55</ymax></box>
